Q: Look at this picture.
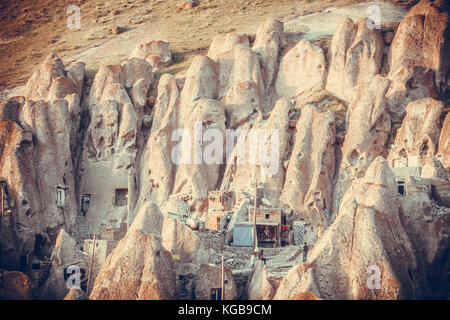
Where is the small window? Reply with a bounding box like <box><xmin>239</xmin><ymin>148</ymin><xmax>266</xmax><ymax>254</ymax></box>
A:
<box><xmin>265</xmin><ymin>213</ymin><xmax>270</xmax><ymax>219</ymax></box>
<box><xmin>80</xmin><ymin>194</ymin><xmax>91</xmax><ymax>216</ymax></box>
<box><xmin>56</xmin><ymin>187</ymin><xmax>66</xmax><ymax>207</ymax></box>
<box><xmin>397</xmin><ymin>181</ymin><xmax>406</xmax><ymax>196</ymax></box>
<box><xmin>115</xmin><ymin>189</ymin><xmax>128</xmax><ymax>206</ymax></box>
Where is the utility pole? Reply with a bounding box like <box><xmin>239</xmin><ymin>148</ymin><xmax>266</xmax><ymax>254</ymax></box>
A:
<box><xmin>86</xmin><ymin>233</ymin><xmax>96</xmax><ymax>296</ymax></box>
<box><xmin>1</xmin><ymin>185</ymin><xmax>4</xmax><ymax>269</ymax></box>
<box><xmin>253</xmin><ymin>182</ymin><xmax>257</xmax><ymax>251</ymax></box>
<box><xmin>221</xmin><ymin>255</ymin><xmax>225</xmax><ymax>300</ymax></box>
<box><xmin>127</xmin><ymin>169</ymin><xmax>134</xmax><ymax>230</ymax></box>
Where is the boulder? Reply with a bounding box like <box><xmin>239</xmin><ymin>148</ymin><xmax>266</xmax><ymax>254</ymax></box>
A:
<box><xmin>0</xmin><ymin>97</ymin><xmax>79</xmax><ymax>262</ymax></box>
<box><xmin>207</xmin><ymin>33</ymin><xmax>250</xmax><ymax>61</ymax></box>
<box><xmin>137</xmin><ymin>119</ymin><xmax>177</xmax><ymax>207</ymax></box>
<box><xmin>111</xmin><ymin>26</ymin><xmax>125</xmax><ymax>35</ymax></box>
<box><xmin>179</xmin><ymin>0</ymin><xmax>194</xmax><ymax>10</ymax></box>
<box><xmin>23</xmin><ymin>52</ymin><xmax>85</xmax><ymax>102</ymax></box>
<box><xmin>0</xmin><ymin>54</ymin><xmax>85</xmax><ymax>262</ymax></box>
<box><xmin>218</xmin><ymin>46</ymin><xmax>264</xmax><ymax>128</ymax></box>
<box><xmin>0</xmin><ymin>118</ymin><xmax>39</xmax><ymax>268</ymax></box>
<box><xmin>130</xmin><ymin>40</ymin><xmax>173</xmax><ymax>71</ymax></box>
<box><xmin>0</xmin><ymin>271</ymin><xmax>33</xmax><ymax>300</ymax></box>
<box><xmin>151</xmin><ymin>73</ymin><xmax>181</xmax><ymax>133</ymax></box>
<box><xmin>179</xmin><ymin>55</ymin><xmax>217</xmax><ymax>127</ymax></box>
<box><xmin>129</xmin><ymin>202</ymin><xmax>164</xmax><ymax>238</ymax></box>
<box><xmin>276</xmin><ymin>156</ymin><xmax>450</xmax><ymax>299</ymax></box>
<box><xmin>276</xmin><ymin>158</ymin><xmax>416</xmax><ymax>299</ymax></box>
<box><xmin>79</xmin><ymin>58</ymin><xmax>153</xmax><ymax>235</ymax></box>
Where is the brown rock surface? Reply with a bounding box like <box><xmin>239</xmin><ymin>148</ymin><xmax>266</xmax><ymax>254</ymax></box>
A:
<box><xmin>252</xmin><ymin>18</ymin><xmax>286</xmax><ymax>112</ymax></box>
<box><xmin>386</xmin><ymin>66</ymin><xmax>439</xmax><ymax>122</ymax></box>
<box><xmin>388</xmin><ymin>98</ymin><xmax>444</xmax><ymax>166</ymax></box>
<box><xmin>178</xmin><ymin>55</ymin><xmax>218</xmax><ymax>126</ymax></box>
<box><xmin>332</xmin><ymin>75</ymin><xmax>391</xmax><ymax>217</ymax></box>
<box><xmin>130</xmin><ymin>40</ymin><xmax>173</xmax><ymax>72</ymax></box>
<box><xmin>173</xmin><ymin>99</ymin><xmax>226</xmax><ymax>202</ymax></box>
<box><xmin>326</xmin><ymin>18</ymin><xmax>384</xmax><ymax>103</ymax></box>
<box><xmin>275</xmin><ymin>40</ymin><xmax>326</xmax><ymax>100</ymax></box>
<box><xmin>275</xmin><ymin>157</ymin><xmax>450</xmax><ymax>299</ymax></box>
<box><xmin>0</xmin><ymin>58</ymin><xmax>82</xmax><ymax>265</ymax></box>
<box><xmin>389</xmin><ymin>0</ymin><xmax>450</xmax><ymax>94</ymax></box>
<box><xmin>438</xmin><ymin>112</ymin><xmax>450</xmax><ymax>172</ymax></box>
<box><xmin>161</xmin><ymin>217</ymin><xmax>211</xmax><ymax>268</ymax></box>
<box><xmin>246</xmin><ymin>261</ymin><xmax>275</xmax><ymax>300</ymax></box>
<box><xmin>193</xmin><ymin>263</ymin><xmax>237</xmax><ymax>300</ymax></box>
<box><xmin>79</xmin><ymin>57</ymin><xmax>153</xmax><ymax>235</ymax></box>
<box><xmin>280</xmin><ymin>105</ymin><xmax>335</xmax><ymax>230</ymax></box>
<box><xmin>89</xmin><ymin>204</ymin><xmax>177</xmax><ymax>300</ymax></box>
<box><xmin>63</xmin><ymin>287</ymin><xmax>88</xmax><ymax>300</ymax></box>
<box><xmin>0</xmin><ymin>270</ymin><xmax>33</xmax><ymax>300</ymax></box>
<box><xmin>218</xmin><ymin>46</ymin><xmax>264</xmax><ymax>128</ymax></box>
<box><xmin>226</xmin><ymin>98</ymin><xmax>293</xmax><ymax>204</ymax></box>
<box><xmin>40</xmin><ymin>230</ymin><xmax>87</xmax><ymax>300</ymax></box>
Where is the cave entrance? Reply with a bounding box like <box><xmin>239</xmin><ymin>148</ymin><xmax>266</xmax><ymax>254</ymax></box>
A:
<box><xmin>397</xmin><ymin>180</ymin><xmax>406</xmax><ymax>196</ymax></box>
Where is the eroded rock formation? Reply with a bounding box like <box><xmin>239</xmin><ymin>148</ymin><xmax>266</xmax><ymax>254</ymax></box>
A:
<box><xmin>89</xmin><ymin>203</ymin><xmax>177</xmax><ymax>300</ymax></box>
<box><xmin>275</xmin><ymin>157</ymin><xmax>450</xmax><ymax>300</ymax></box>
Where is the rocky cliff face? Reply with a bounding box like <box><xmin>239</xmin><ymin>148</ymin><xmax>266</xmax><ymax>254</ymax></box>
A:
<box><xmin>387</xmin><ymin>98</ymin><xmax>444</xmax><ymax>166</ymax></box>
<box><xmin>332</xmin><ymin>75</ymin><xmax>392</xmax><ymax>217</ymax></box>
<box><xmin>89</xmin><ymin>203</ymin><xmax>177</xmax><ymax>300</ymax></box>
<box><xmin>280</xmin><ymin>105</ymin><xmax>335</xmax><ymax>232</ymax></box>
<box><xmin>0</xmin><ymin>53</ymin><xmax>84</xmax><ymax>269</ymax></box>
<box><xmin>326</xmin><ymin>18</ymin><xmax>384</xmax><ymax>104</ymax></box>
<box><xmin>0</xmin><ymin>0</ymin><xmax>449</xmax><ymax>300</ymax></box>
<box><xmin>79</xmin><ymin>57</ymin><xmax>154</xmax><ymax>235</ymax></box>
<box><xmin>275</xmin><ymin>157</ymin><xmax>450</xmax><ymax>299</ymax></box>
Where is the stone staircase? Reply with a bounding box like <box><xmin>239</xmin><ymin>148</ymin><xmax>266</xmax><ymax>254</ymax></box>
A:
<box><xmin>264</xmin><ymin>245</ymin><xmax>302</xmax><ymax>276</ymax></box>
<box><xmin>76</xmin><ymin>215</ymin><xmax>90</xmax><ymax>241</ymax></box>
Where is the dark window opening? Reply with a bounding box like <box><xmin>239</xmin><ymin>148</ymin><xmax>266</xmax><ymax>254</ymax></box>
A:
<box><xmin>80</xmin><ymin>194</ymin><xmax>91</xmax><ymax>216</ymax></box>
<box><xmin>56</xmin><ymin>187</ymin><xmax>67</xmax><ymax>207</ymax></box>
<box><xmin>397</xmin><ymin>181</ymin><xmax>406</xmax><ymax>196</ymax></box>
<box><xmin>210</xmin><ymin>288</ymin><xmax>222</xmax><ymax>300</ymax></box>
<box><xmin>265</xmin><ymin>214</ymin><xmax>270</xmax><ymax>219</ymax></box>
<box><xmin>114</xmin><ymin>189</ymin><xmax>128</xmax><ymax>206</ymax></box>
<box><xmin>33</xmin><ymin>234</ymin><xmax>47</xmax><ymax>257</ymax></box>
<box><xmin>19</xmin><ymin>255</ymin><xmax>28</xmax><ymax>271</ymax></box>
